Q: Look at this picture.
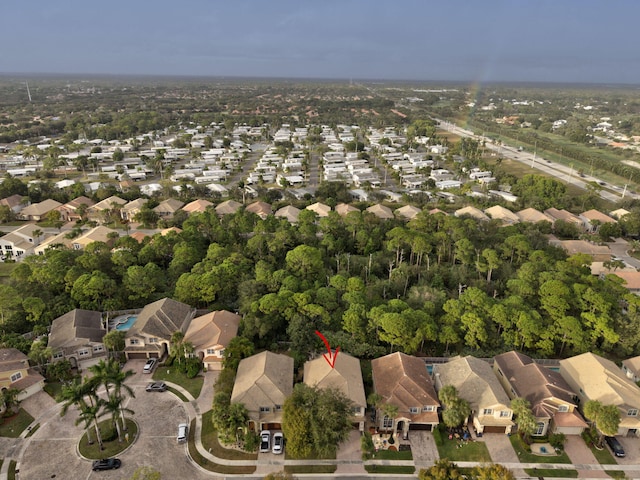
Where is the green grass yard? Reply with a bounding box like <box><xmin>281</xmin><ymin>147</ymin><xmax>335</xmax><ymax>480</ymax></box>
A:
<box><xmin>0</xmin><ymin>409</ymin><xmax>34</xmax><ymax>438</ymax></box>
<box><xmin>152</xmin><ymin>366</ymin><xmax>204</xmax><ymax>399</ymax></box>
<box><xmin>436</xmin><ymin>438</ymin><xmax>491</xmax><ymax>463</ymax></box>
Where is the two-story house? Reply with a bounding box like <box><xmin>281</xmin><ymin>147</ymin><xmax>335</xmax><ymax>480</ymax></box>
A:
<box><xmin>0</xmin><ymin>348</ymin><xmax>45</xmax><ymax>403</ymax></box>
<box><xmin>124</xmin><ymin>298</ymin><xmax>195</xmax><ymax>360</ymax></box>
<box><xmin>48</xmin><ymin>309</ymin><xmax>106</xmax><ymax>369</ymax></box>
<box><xmin>184</xmin><ymin>310</ymin><xmax>240</xmax><ymax>371</ymax></box>
<box><xmin>433</xmin><ymin>356</ymin><xmax>514</xmax><ymax>434</ymax></box>
<box><xmin>304</xmin><ymin>351</ymin><xmax>367</xmax><ymax>431</ymax></box>
<box><xmin>371</xmin><ymin>352</ymin><xmax>440</xmax><ymax>438</ymax></box>
<box><xmin>231</xmin><ymin>351</ymin><xmax>294</xmax><ymax>431</ymax></box>
<box><xmin>0</xmin><ymin>223</ymin><xmax>45</xmax><ymax>259</ymax></box>
<box><xmin>56</xmin><ymin>196</ymin><xmax>95</xmax><ymax>222</ymax></box>
<box><xmin>560</xmin><ymin>352</ymin><xmax>640</xmax><ymax>436</ymax></box>
<box><xmin>494</xmin><ymin>351</ymin><xmax>587</xmax><ymax>436</ymax></box>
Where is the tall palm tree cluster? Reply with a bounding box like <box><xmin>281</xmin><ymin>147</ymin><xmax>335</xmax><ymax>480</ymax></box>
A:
<box><xmin>60</xmin><ymin>358</ymin><xmax>135</xmax><ymax>449</ymax></box>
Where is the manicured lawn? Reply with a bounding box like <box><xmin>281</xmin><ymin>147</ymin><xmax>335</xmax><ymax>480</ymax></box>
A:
<box><xmin>509</xmin><ymin>435</ymin><xmax>571</xmax><ymax>464</ymax></box>
<box><xmin>365</xmin><ymin>465</ymin><xmax>415</xmax><ymax>474</ymax></box>
<box><xmin>201</xmin><ymin>410</ymin><xmax>257</xmax><ymax>460</ymax></box>
<box><xmin>152</xmin><ymin>367</ymin><xmax>204</xmax><ymax>399</ymax></box>
<box><xmin>44</xmin><ymin>381</ymin><xmax>64</xmax><ymax>401</ymax></box>
<box><xmin>78</xmin><ymin>418</ymin><xmax>137</xmax><ymax>459</ymax></box>
<box><xmin>8</xmin><ymin>460</ymin><xmax>16</xmax><ymax>480</ymax></box>
<box><xmin>525</xmin><ymin>467</ymin><xmax>578</xmax><ymax>477</ymax></box>
<box><xmin>436</xmin><ymin>438</ymin><xmax>491</xmax><ymax>463</ymax></box>
<box><xmin>167</xmin><ymin>386</ymin><xmax>188</xmax><ymax>402</ymax></box>
<box><xmin>285</xmin><ymin>465</ymin><xmax>337</xmax><ymax>474</ymax></box>
<box><xmin>372</xmin><ymin>448</ymin><xmax>413</xmax><ymax>460</ymax></box>
<box><xmin>187</xmin><ymin>418</ymin><xmax>255</xmax><ymax>474</ymax></box>
<box><xmin>25</xmin><ymin>423</ymin><xmax>39</xmax><ymax>437</ymax></box>
<box><xmin>0</xmin><ymin>409</ymin><xmax>35</xmax><ymax>438</ymax></box>
<box><xmin>587</xmin><ymin>442</ymin><xmax>617</xmax><ymax>464</ymax></box>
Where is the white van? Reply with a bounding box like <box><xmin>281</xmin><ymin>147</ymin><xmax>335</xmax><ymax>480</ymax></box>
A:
<box><xmin>177</xmin><ymin>423</ymin><xmax>188</xmax><ymax>444</ymax></box>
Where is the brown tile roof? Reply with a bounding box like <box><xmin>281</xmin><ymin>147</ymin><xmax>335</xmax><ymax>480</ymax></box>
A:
<box><xmin>304</xmin><ymin>352</ymin><xmax>366</xmax><ymax>409</ymax></box>
<box><xmin>372</xmin><ymin>352</ymin><xmax>439</xmax><ymax>412</ymax></box>
<box><xmin>246</xmin><ymin>201</ymin><xmax>273</xmax><ymax>219</ymax></box>
<box><xmin>126</xmin><ymin>298</ymin><xmax>193</xmax><ymax>341</ymax></box>
<box><xmin>580</xmin><ymin>209</ymin><xmax>617</xmax><ymax>224</ymax></box>
<box><xmin>214</xmin><ymin>200</ymin><xmax>242</xmax><ymax>216</ymax></box>
<box><xmin>20</xmin><ymin>199</ymin><xmax>63</xmax><ymax>217</ymax></box>
<box><xmin>153</xmin><ymin>198</ymin><xmax>184</xmax><ymax>215</ymax></box>
<box><xmin>366</xmin><ymin>204</ymin><xmax>394</xmax><ymax>219</ymax></box>
<box><xmin>455</xmin><ymin>206</ymin><xmax>489</xmax><ymax>221</ymax></box>
<box><xmin>49</xmin><ymin>309</ymin><xmax>104</xmax><ymax>350</ymax></box>
<box><xmin>544</xmin><ymin>208</ymin><xmax>582</xmax><ymax>225</ymax></box>
<box><xmin>0</xmin><ymin>194</ymin><xmax>23</xmax><ymax>209</ymax></box>
<box><xmin>395</xmin><ymin>205</ymin><xmax>422</xmax><ymax>220</ymax></box>
<box><xmin>306</xmin><ymin>202</ymin><xmax>332</xmax><ymax>217</ymax></box>
<box><xmin>494</xmin><ymin>351</ymin><xmax>578</xmax><ymax>418</ymax></box>
<box><xmin>613</xmin><ymin>271</ymin><xmax>640</xmax><ymax>290</ymax></box>
<box><xmin>182</xmin><ymin>199</ymin><xmax>213</xmax><ymax>214</ymax></box>
<box><xmin>184</xmin><ymin>310</ymin><xmax>240</xmax><ymax>351</ymax></box>
<box><xmin>0</xmin><ymin>348</ymin><xmax>28</xmax><ymax>365</ymax></box>
<box><xmin>335</xmin><ymin>203</ymin><xmax>359</xmax><ymax>216</ymax></box>
<box><xmin>274</xmin><ymin>205</ymin><xmax>300</xmax><ymax>223</ymax></box>
<box><xmin>516</xmin><ymin>208</ymin><xmax>553</xmax><ymax>223</ymax></box>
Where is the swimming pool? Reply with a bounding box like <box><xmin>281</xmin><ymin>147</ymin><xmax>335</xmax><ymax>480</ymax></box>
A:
<box><xmin>115</xmin><ymin>315</ymin><xmax>138</xmax><ymax>331</ymax></box>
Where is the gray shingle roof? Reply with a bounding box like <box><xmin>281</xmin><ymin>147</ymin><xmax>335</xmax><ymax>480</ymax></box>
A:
<box><xmin>126</xmin><ymin>298</ymin><xmax>193</xmax><ymax>341</ymax></box>
<box><xmin>49</xmin><ymin>309</ymin><xmax>104</xmax><ymax>349</ymax></box>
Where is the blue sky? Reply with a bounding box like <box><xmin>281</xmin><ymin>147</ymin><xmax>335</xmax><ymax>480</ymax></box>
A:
<box><xmin>2</xmin><ymin>0</ymin><xmax>639</xmax><ymax>84</ymax></box>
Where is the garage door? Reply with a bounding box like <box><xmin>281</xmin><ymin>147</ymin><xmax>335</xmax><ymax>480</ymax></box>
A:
<box><xmin>483</xmin><ymin>425</ymin><xmax>507</xmax><ymax>434</ymax></box>
<box><xmin>127</xmin><ymin>352</ymin><xmax>148</xmax><ymax>360</ymax></box>
<box><xmin>262</xmin><ymin>423</ymin><xmax>281</xmax><ymax>430</ymax></box>
<box><xmin>409</xmin><ymin>423</ymin><xmax>433</xmax><ymax>431</ymax></box>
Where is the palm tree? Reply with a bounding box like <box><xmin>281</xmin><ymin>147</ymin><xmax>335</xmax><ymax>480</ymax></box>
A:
<box><xmin>107</xmin><ymin>361</ymin><xmax>135</xmax><ymax>432</ymax></box>
<box><xmin>0</xmin><ymin>387</ymin><xmax>21</xmax><ymax>415</ymax></box>
<box><xmin>101</xmin><ymin>393</ymin><xmax>133</xmax><ymax>442</ymax></box>
<box><xmin>171</xmin><ymin>331</ymin><xmax>185</xmax><ymax>363</ymax></box>
<box><xmin>60</xmin><ymin>378</ymin><xmax>105</xmax><ymax>449</ymax></box>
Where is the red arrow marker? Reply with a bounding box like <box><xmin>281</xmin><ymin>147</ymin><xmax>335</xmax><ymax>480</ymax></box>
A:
<box><xmin>315</xmin><ymin>330</ymin><xmax>340</xmax><ymax>368</ymax></box>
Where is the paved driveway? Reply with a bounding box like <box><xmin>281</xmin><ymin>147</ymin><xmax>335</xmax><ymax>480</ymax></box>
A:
<box><xmin>17</xmin><ymin>362</ymin><xmax>211</xmax><ymax>479</ymax></box>
<box><xmin>564</xmin><ymin>435</ymin><xmax>608</xmax><ymax>479</ymax></box>
<box><xmin>610</xmin><ymin>436</ymin><xmax>640</xmax><ymax>477</ymax></box>
<box><xmin>479</xmin><ymin>433</ymin><xmax>526</xmax><ymax>477</ymax></box>
<box><xmin>335</xmin><ymin>430</ymin><xmax>366</xmax><ymax>474</ymax></box>
<box><xmin>410</xmin><ymin>430</ymin><xmax>439</xmax><ymax>466</ymax></box>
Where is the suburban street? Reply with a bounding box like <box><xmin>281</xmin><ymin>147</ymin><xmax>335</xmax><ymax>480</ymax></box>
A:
<box><xmin>435</xmin><ymin>119</ymin><xmax>637</xmax><ymax>203</ymax></box>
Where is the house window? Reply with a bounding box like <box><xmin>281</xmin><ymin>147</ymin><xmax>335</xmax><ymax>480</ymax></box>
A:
<box><xmin>422</xmin><ymin>406</ymin><xmax>435</xmax><ymax>412</ymax></box>
<box><xmin>534</xmin><ymin>422</ymin><xmax>545</xmax><ymax>436</ymax></box>
<box><xmin>260</xmin><ymin>406</ymin><xmax>270</xmax><ymax>413</ymax></box>
<box><xmin>409</xmin><ymin>407</ymin><xmax>419</xmax><ymax>414</ymax></box>
<box><xmin>149</xmin><ymin>337</ymin><xmax>158</xmax><ymax>343</ymax></box>
<box><xmin>628</xmin><ymin>409</ymin><xmax>638</xmax><ymax>417</ymax></box>
<box><xmin>130</xmin><ymin>339</ymin><xmax>140</xmax><ymax>345</ymax></box>
<box><xmin>482</xmin><ymin>409</ymin><xmax>493</xmax><ymax>415</ymax></box>
<box><xmin>219</xmin><ymin>348</ymin><xmax>225</xmax><ymax>357</ymax></box>
<box><xmin>93</xmin><ymin>345</ymin><xmax>104</xmax><ymax>352</ymax></box>
<box><xmin>352</xmin><ymin>406</ymin><xmax>362</xmax><ymax>415</ymax></box>
<box><xmin>78</xmin><ymin>349</ymin><xmax>90</xmax><ymax>357</ymax></box>
<box><xmin>53</xmin><ymin>351</ymin><xmax>64</xmax><ymax>359</ymax></box>
<box><xmin>497</xmin><ymin>368</ymin><xmax>503</xmax><ymax>377</ymax></box>
<box><xmin>558</xmin><ymin>405</ymin><xmax>569</xmax><ymax>413</ymax></box>
<box><xmin>382</xmin><ymin>416</ymin><xmax>393</xmax><ymax>428</ymax></box>
<box><xmin>500</xmin><ymin>410</ymin><xmax>511</xmax><ymax>418</ymax></box>
<box><xmin>206</xmin><ymin>348</ymin><xmax>216</xmax><ymax>355</ymax></box>
<box><xmin>10</xmin><ymin>372</ymin><xmax>22</xmax><ymax>383</ymax></box>
<box><xmin>274</xmin><ymin>405</ymin><xmax>282</xmax><ymax>411</ymax></box>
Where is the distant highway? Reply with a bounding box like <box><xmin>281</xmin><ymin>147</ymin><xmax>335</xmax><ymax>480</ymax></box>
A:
<box><xmin>436</xmin><ymin>119</ymin><xmax>635</xmax><ymax>203</ymax></box>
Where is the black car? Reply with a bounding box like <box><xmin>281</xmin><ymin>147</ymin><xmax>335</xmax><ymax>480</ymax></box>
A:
<box><xmin>146</xmin><ymin>381</ymin><xmax>167</xmax><ymax>392</ymax></box>
<box><xmin>92</xmin><ymin>458</ymin><xmax>122</xmax><ymax>471</ymax></box>
<box><xmin>605</xmin><ymin>436</ymin><xmax>625</xmax><ymax>457</ymax></box>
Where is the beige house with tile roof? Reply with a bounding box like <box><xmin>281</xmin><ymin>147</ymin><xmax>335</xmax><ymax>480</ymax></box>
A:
<box><xmin>246</xmin><ymin>201</ymin><xmax>273</xmax><ymax>219</ymax></box>
<box><xmin>395</xmin><ymin>204</ymin><xmax>422</xmax><ymax>220</ymax></box>
<box><xmin>335</xmin><ymin>203</ymin><xmax>359</xmax><ymax>216</ymax></box>
<box><xmin>120</xmin><ymin>198</ymin><xmax>148</xmax><ymax>221</ymax></box>
<box><xmin>184</xmin><ymin>310</ymin><xmax>240</xmax><ymax>371</ymax></box>
<box><xmin>544</xmin><ymin>208</ymin><xmax>583</xmax><ymax>227</ymax></box>
<box><xmin>579</xmin><ymin>209</ymin><xmax>617</xmax><ymax>233</ymax></box>
<box><xmin>48</xmin><ymin>309</ymin><xmax>106</xmax><ymax>368</ymax></box>
<box><xmin>0</xmin><ymin>194</ymin><xmax>26</xmax><ymax>215</ymax></box>
<box><xmin>455</xmin><ymin>206</ymin><xmax>489</xmax><ymax>221</ymax></box>
<box><xmin>56</xmin><ymin>196</ymin><xmax>94</xmax><ymax>222</ymax></box>
<box><xmin>304</xmin><ymin>351</ymin><xmax>366</xmax><ymax>430</ymax></box>
<box><xmin>433</xmin><ymin>356</ymin><xmax>514</xmax><ymax>434</ymax></box>
<box><xmin>18</xmin><ymin>198</ymin><xmax>62</xmax><ymax>221</ymax></box>
<box><xmin>124</xmin><ymin>298</ymin><xmax>195</xmax><ymax>360</ymax></box>
<box><xmin>0</xmin><ymin>348</ymin><xmax>45</xmax><ymax>403</ymax></box>
<box><xmin>275</xmin><ymin>205</ymin><xmax>300</xmax><ymax>223</ymax></box>
<box><xmin>484</xmin><ymin>205</ymin><xmax>520</xmax><ymax>225</ymax></box>
<box><xmin>306</xmin><ymin>202</ymin><xmax>331</xmax><ymax>218</ymax></box>
<box><xmin>560</xmin><ymin>352</ymin><xmax>640</xmax><ymax>436</ymax></box>
<box><xmin>153</xmin><ymin>198</ymin><xmax>184</xmax><ymax>219</ymax></box>
<box><xmin>621</xmin><ymin>356</ymin><xmax>640</xmax><ymax>383</ymax></box>
<box><xmin>0</xmin><ymin>223</ymin><xmax>45</xmax><ymax>259</ymax></box>
<box><xmin>182</xmin><ymin>199</ymin><xmax>213</xmax><ymax>215</ymax></box>
<box><xmin>612</xmin><ymin>271</ymin><xmax>640</xmax><ymax>294</ymax></box>
<box><xmin>494</xmin><ymin>351</ymin><xmax>587</xmax><ymax>436</ymax></box>
<box><xmin>366</xmin><ymin>204</ymin><xmax>394</xmax><ymax>219</ymax></box>
<box><xmin>71</xmin><ymin>226</ymin><xmax>119</xmax><ymax>250</ymax></box>
<box><xmin>516</xmin><ymin>208</ymin><xmax>553</xmax><ymax>224</ymax></box>
<box><xmin>87</xmin><ymin>195</ymin><xmax>127</xmax><ymax>223</ymax></box>
<box><xmin>372</xmin><ymin>352</ymin><xmax>439</xmax><ymax>438</ymax></box>
<box><xmin>231</xmin><ymin>351</ymin><xmax>294</xmax><ymax>431</ymax></box>
<box><xmin>214</xmin><ymin>199</ymin><xmax>242</xmax><ymax>217</ymax></box>
<box><xmin>610</xmin><ymin>208</ymin><xmax>631</xmax><ymax>220</ymax></box>
<box><xmin>548</xmin><ymin>238</ymin><xmax>612</xmax><ymax>261</ymax></box>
